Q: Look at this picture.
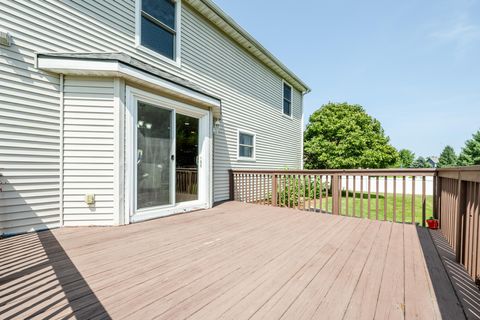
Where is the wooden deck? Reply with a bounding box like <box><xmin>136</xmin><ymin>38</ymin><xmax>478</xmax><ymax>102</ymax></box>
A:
<box><xmin>0</xmin><ymin>202</ymin><xmax>475</xmax><ymax>319</ymax></box>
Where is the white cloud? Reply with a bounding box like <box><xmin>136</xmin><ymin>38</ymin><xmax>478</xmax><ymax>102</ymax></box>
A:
<box><xmin>431</xmin><ymin>22</ymin><xmax>480</xmax><ymax>42</ymax></box>
<box><xmin>429</xmin><ymin>13</ymin><xmax>480</xmax><ymax>57</ymax></box>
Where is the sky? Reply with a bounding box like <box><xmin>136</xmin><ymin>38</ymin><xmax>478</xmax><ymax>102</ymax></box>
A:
<box><xmin>213</xmin><ymin>0</ymin><xmax>480</xmax><ymax>158</ymax></box>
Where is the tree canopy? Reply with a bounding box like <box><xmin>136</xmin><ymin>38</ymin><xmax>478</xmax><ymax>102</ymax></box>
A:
<box><xmin>397</xmin><ymin>149</ymin><xmax>415</xmax><ymax>168</ymax></box>
<box><xmin>438</xmin><ymin>146</ymin><xmax>458</xmax><ymax>168</ymax></box>
<box><xmin>458</xmin><ymin>130</ymin><xmax>480</xmax><ymax>166</ymax></box>
<box><xmin>303</xmin><ymin>102</ymin><xmax>398</xmax><ymax>169</ymax></box>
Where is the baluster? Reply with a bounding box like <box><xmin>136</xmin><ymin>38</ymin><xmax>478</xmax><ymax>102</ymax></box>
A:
<box><xmin>402</xmin><ymin>176</ymin><xmax>406</xmax><ymax>223</ymax></box>
<box><xmin>319</xmin><ymin>175</ymin><xmax>323</xmax><ymax>213</ymax></box>
<box><xmin>393</xmin><ymin>176</ymin><xmax>397</xmax><ymax>223</ymax></box>
<box><xmin>360</xmin><ymin>176</ymin><xmax>364</xmax><ymax>218</ymax></box>
<box><xmin>353</xmin><ymin>176</ymin><xmax>356</xmax><ymax>217</ymax></box>
<box><xmin>422</xmin><ymin>176</ymin><xmax>426</xmax><ymax>227</ymax></box>
<box><xmin>326</xmin><ymin>176</ymin><xmax>330</xmax><ymax>213</ymax></box>
<box><xmin>412</xmin><ymin>176</ymin><xmax>416</xmax><ymax>224</ymax></box>
<box><xmin>376</xmin><ymin>176</ymin><xmax>379</xmax><ymax>220</ymax></box>
<box><xmin>368</xmin><ymin>176</ymin><xmax>371</xmax><ymax>219</ymax></box>
<box><xmin>346</xmin><ymin>175</ymin><xmax>349</xmax><ymax>216</ymax></box>
<box><xmin>384</xmin><ymin>176</ymin><xmax>388</xmax><ymax>221</ymax></box>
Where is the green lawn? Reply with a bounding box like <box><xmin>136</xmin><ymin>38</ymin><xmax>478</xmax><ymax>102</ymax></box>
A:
<box><xmin>282</xmin><ymin>192</ymin><xmax>434</xmax><ymax>225</ymax></box>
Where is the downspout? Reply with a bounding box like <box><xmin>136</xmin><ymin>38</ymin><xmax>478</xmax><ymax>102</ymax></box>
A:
<box><xmin>300</xmin><ymin>91</ymin><xmax>306</xmax><ymax>170</ymax></box>
<box><xmin>59</xmin><ymin>74</ymin><xmax>64</xmax><ymax>227</ymax></box>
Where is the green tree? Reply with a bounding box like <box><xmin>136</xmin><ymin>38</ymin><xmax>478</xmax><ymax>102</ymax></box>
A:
<box><xmin>458</xmin><ymin>130</ymin><xmax>480</xmax><ymax>166</ymax></box>
<box><xmin>412</xmin><ymin>156</ymin><xmax>432</xmax><ymax>168</ymax></box>
<box><xmin>304</xmin><ymin>102</ymin><xmax>398</xmax><ymax>169</ymax></box>
<box><xmin>397</xmin><ymin>149</ymin><xmax>415</xmax><ymax>168</ymax></box>
<box><xmin>437</xmin><ymin>146</ymin><xmax>458</xmax><ymax>168</ymax></box>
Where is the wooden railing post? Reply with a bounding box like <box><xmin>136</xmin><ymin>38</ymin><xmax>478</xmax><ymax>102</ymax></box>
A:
<box><xmin>272</xmin><ymin>174</ymin><xmax>278</xmax><ymax>206</ymax></box>
<box><xmin>455</xmin><ymin>175</ymin><xmax>466</xmax><ymax>263</ymax></box>
<box><xmin>434</xmin><ymin>174</ymin><xmax>440</xmax><ymax>221</ymax></box>
<box><xmin>228</xmin><ymin>169</ymin><xmax>234</xmax><ymax>201</ymax></box>
<box><xmin>332</xmin><ymin>174</ymin><xmax>340</xmax><ymax>215</ymax></box>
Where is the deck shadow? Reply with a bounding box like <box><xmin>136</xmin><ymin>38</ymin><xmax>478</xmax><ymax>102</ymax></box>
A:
<box><xmin>429</xmin><ymin>229</ymin><xmax>480</xmax><ymax>319</ymax></box>
<box><xmin>0</xmin><ymin>230</ymin><xmax>111</xmax><ymax>319</ymax></box>
<box><xmin>418</xmin><ymin>226</ymin><xmax>480</xmax><ymax>319</ymax></box>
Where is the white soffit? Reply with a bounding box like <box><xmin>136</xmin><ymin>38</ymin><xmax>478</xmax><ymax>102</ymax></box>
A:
<box><xmin>37</xmin><ymin>56</ymin><xmax>222</xmax><ymax>118</ymax></box>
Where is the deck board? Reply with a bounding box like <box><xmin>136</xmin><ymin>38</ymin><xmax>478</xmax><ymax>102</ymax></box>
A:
<box><xmin>0</xmin><ymin>202</ymin><xmax>472</xmax><ymax>319</ymax></box>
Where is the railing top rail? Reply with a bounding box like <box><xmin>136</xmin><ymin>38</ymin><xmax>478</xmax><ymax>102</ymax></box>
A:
<box><xmin>436</xmin><ymin>165</ymin><xmax>480</xmax><ymax>172</ymax></box>
<box><xmin>230</xmin><ymin>168</ymin><xmax>437</xmax><ymax>176</ymax></box>
<box><xmin>437</xmin><ymin>166</ymin><xmax>480</xmax><ymax>183</ymax></box>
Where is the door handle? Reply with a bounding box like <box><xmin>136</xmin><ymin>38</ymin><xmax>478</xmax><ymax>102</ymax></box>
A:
<box><xmin>171</xmin><ymin>155</ymin><xmax>175</xmax><ymax>161</ymax></box>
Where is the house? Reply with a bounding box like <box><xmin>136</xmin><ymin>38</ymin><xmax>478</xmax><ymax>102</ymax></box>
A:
<box><xmin>0</xmin><ymin>0</ymin><xmax>310</xmax><ymax>236</ymax></box>
<box><xmin>427</xmin><ymin>156</ymin><xmax>439</xmax><ymax>168</ymax></box>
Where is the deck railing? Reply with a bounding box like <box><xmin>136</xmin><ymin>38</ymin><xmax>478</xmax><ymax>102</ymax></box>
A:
<box><xmin>437</xmin><ymin>166</ymin><xmax>480</xmax><ymax>280</ymax></box>
<box><xmin>229</xmin><ymin>166</ymin><xmax>480</xmax><ymax>280</ymax></box>
<box><xmin>229</xmin><ymin>169</ymin><xmax>437</xmax><ymax>225</ymax></box>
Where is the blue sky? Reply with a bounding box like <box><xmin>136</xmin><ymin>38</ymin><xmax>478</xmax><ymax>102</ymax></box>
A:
<box><xmin>213</xmin><ymin>0</ymin><xmax>480</xmax><ymax>158</ymax></box>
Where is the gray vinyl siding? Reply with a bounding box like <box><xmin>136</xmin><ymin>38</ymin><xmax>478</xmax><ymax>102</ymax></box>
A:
<box><xmin>0</xmin><ymin>0</ymin><xmax>303</xmax><ymax>233</ymax></box>
<box><xmin>62</xmin><ymin>77</ymin><xmax>116</xmax><ymax>226</ymax></box>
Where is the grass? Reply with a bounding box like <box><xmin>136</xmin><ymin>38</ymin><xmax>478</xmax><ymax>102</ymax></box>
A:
<box><xmin>279</xmin><ymin>191</ymin><xmax>434</xmax><ymax>225</ymax></box>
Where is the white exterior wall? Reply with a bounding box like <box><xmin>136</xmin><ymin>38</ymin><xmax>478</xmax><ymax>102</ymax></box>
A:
<box><xmin>62</xmin><ymin>77</ymin><xmax>116</xmax><ymax>226</ymax></box>
<box><xmin>181</xmin><ymin>9</ymin><xmax>303</xmax><ymax>201</ymax></box>
<box><xmin>0</xmin><ymin>0</ymin><xmax>304</xmax><ymax>234</ymax></box>
<box><xmin>0</xmin><ymin>15</ymin><xmax>61</xmax><ymax>235</ymax></box>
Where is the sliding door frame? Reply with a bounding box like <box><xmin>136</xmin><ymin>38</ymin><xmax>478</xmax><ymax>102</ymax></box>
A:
<box><xmin>125</xmin><ymin>86</ymin><xmax>212</xmax><ymax>223</ymax></box>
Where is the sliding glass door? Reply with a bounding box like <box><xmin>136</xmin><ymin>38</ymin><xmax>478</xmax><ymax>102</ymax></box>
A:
<box><xmin>129</xmin><ymin>88</ymin><xmax>210</xmax><ymax>222</ymax></box>
<box><xmin>136</xmin><ymin>102</ymin><xmax>174</xmax><ymax>210</ymax></box>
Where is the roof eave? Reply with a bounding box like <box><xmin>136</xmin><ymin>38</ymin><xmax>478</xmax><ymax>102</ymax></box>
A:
<box><xmin>186</xmin><ymin>0</ymin><xmax>311</xmax><ymax>94</ymax></box>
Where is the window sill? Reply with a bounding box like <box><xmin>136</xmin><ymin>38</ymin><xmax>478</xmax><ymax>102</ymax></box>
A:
<box><xmin>282</xmin><ymin>113</ymin><xmax>293</xmax><ymax>120</ymax></box>
<box><xmin>135</xmin><ymin>44</ymin><xmax>182</xmax><ymax>70</ymax></box>
<box><xmin>237</xmin><ymin>157</ymin><xmax>256</xmax><ymax>163</ymax></box>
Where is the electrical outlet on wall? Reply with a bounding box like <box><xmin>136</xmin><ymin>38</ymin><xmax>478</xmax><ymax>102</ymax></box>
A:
<box><xmin>0</xmin><ymin>31</ymin><xmax>12</xmax><ymax>47</ymax></box>
<box><xmin>85</xmin><ymin>194</ymin><xmax>96</xmax><ymax>205</ymax></box>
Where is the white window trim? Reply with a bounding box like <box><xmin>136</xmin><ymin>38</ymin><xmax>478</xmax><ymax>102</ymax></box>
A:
<box><xmin>237</xmin><ymin>129</ymin><xmax>256</xmax><ymax>162</ymax></box>
<box><xmin>135</xmin><ymin>0</ymin><xmax>182</xmax><ymax>68</ymax></box>
<box><xmin>282</xmin><ymin>80</ymin><xmax>293</xmax><ymax>119</ymax></box>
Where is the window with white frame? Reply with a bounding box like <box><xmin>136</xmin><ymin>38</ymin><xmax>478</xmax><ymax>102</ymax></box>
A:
<box><xmin>139</xmin><ymin>0</ymin><xmax>178</xmax><ymax>60</ymax></box>
<box><xmin>238</xmin><ymin>131</ymin><xmax>255</xmax><ymax>160</ymax></box>
<box><xmin>283</xmin><ymin>82</ymin><xmax>292</xmax><ymax>116</ymax></box>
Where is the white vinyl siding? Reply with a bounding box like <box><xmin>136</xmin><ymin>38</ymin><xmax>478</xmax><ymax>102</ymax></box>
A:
<box><xmin>0</xmin><ymin>47</ymin><xmax>60</xmax><ymax>236</ymax></box>
<box><xmin>62</xmin><ymin>77</ymin><xmax>116</xmax><ymax>226</ymax></box>
<box><xmin>180</xmin><ymin>8</ymin><xmax>303</xmax><ymax>201</ymax></box>
<box><xmin>0</xmin><ymin>0</ymin><xmax>303</xmax><ymax>234</ymax></box>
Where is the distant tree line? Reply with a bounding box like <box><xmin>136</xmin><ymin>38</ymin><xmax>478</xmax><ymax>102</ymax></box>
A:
<box><xmin>386</xmin><ymin>130</ymin><xmax>480</xmax><ymax>169</ymax></box>
<box><xmin>436</xmin><ymin>130</ymin><xmax>480</xmax><ymax>168</ymax></box>
<box><xmin>303</xmin><ymin>102</ymin><xmax>480</xmax><ymax>169</ymax></box>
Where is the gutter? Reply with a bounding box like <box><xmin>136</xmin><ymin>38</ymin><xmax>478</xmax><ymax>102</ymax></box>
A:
<box><xmin>193</xmin><ymin>0</ymin><xmax>311</xmax><ymax>94</ymax></box>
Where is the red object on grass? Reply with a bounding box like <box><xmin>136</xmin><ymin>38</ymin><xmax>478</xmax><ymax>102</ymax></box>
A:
<box><xmin>426</xmin><ymin>219</ymin><xmax>439</xmax><ymax>230</ymax></box>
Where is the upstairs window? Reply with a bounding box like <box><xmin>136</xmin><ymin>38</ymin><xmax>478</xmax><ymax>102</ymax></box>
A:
<box><xmin>238</xmin><ymin>131</ymin><xmax>255</xmax><ymax>160</ymax></box>
<box><xmin>283</xmin><ymin>82</ymin><xmax>292</xmax><ymax>116</ymax></box>
<box><xmin>140</xmin><ymin>0</ymin><xmax>178</xmax><ymax>60</ymax></box>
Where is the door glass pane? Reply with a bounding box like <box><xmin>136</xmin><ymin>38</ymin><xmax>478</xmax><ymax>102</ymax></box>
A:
<box><xmin>176</xmin><ymin>114</ymin><xmax>199</xmax><ymax>203</ymax></box>
<box><xmin>137</xmin><ymin>102</ymin><xmax>172</xmax><ymax>209</ymax></box>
